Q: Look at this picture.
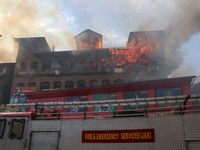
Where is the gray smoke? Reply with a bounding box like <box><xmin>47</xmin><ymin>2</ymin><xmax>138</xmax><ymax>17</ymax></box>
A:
<box><xmin>1</xmin><ymin>0</ymin><xmax>200</xmax><ymax>77</ymax></box>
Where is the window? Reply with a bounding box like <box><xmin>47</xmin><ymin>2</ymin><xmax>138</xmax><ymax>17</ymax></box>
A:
<box><xmin>90</xmin><ymin>80</ymin><xmax>98</xmax><ymax>87</ymax></box>
<box><xmin>89</xmin><ymin>59</ymin><xmax>97</xmax><ymax>70</ymax></box>
<box><xmin>9</xmin><ymin>119</ymin><xmax>25</xmax><ymax>139</ymax></box>
<box><xmin>102</xmin><ymin>79</ymin><xmax>110</xmax><ymax>86</ymax></box>
<box><xmin>65</xmin><ymin>81</ymin><xmax>74</xmax><ymax>89</ymax></box>
<box><xmin>101</xmin><ymin>58</ymin><xmax>110</xmax><ymax>70</ymax></box>
<box><xmin>17</xmin><ymin>82</ymin><xmax>24</xmax><ymax>87</ymax></box>
<box><xmin>0</xmin><ymin>119</ymin><xmax>6</xmax><ymax>138</ymax></box>
<box><xmin>0</xmin><ymin>66</ymin><xmax>6</xmax><ymax>73</ymax></box>
<box><xmin>66</xmin><ymin>62</ymin><xmax>74</xmax><ymax>72</ymax></box>
<box><xmin>42</xmin><ymin>61</ymin><xmax>51</xmax><ymax>73</ymax></box>
<box><xmin>28</xmin><ymin>82</ymin><xmax>36</xmax><ymax>87</ymax></box>
<box><xmin>21</xmin><ymin>62</ymin><xmax>27</xmax><ymax>71</ymax></box>
<box><xmin>78</xmin><ymin>61</ymin><xmax>86</xmax><ymax>71</ymax></box>
<box><xmin>77</xmin><ymin>80</ymin><xmax>86</xmax><ymax>88</ymax></box>
<box><xmin>114</xmin><ymin>79</ymin><xmax>124</xmax><ymax>85</ymax></box>
<box><xmin>40</xmin><ymin>82</ymin><xmax>50</xmax><ymax>91</ymax></box>
<box><xmin>54</xmin><ymin>81</ymin><xmax>62</xmax><ymax>89</ymax></box>
<box><xmin>55</xmin><ymin>60</ymin><xmax>63</xmax><ymax>70</ymax></box>
<box><xmin>128</xmin><ymin>79</ymin><xmax>133</xmax><ymax>83</ymax></box>
<box><xmin>31</xmin><ymin>62</ymin><xmax>38</xmax><ymax>71</ymax></box>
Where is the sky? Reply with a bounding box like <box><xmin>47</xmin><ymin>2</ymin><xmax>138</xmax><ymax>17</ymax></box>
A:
<box><xmin>0</xmin><ymin>0</ymin><xmax>200</xmax><ymax>78</ymax></box>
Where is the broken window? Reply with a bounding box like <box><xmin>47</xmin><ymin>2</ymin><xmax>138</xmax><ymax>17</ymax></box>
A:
<box><xmin>102</xmin><ymin>79</ymin><xmax>110</xmax><ymax>86</ymax></box>
<box><xmin>55</xmin><ymin>60</ymin><xmax>63</xmax><ymax>70</ymax></box>
<box><xmin>42</xmin><ymin>61</ymin><xmax>51</xmax><ymax>73</ymax></box>
<box><xmin>66</xmin><ymin>62</ymin><xmax>74</xmax><ymax>72</ymax></box>
<box><xmin>40</xmin><ymin>82</ymin><xmax>50</xmax><ymax>91</ymax></box>
<box><xmin>101</xmin><ymin>58</ymin><xmax>110</xmax><ymax>70</ymax></box>
<box><xmin>28</xmin><ymin>82</ymin><xmax>36</xmax><ymax>87</ymax></box>
<box><xmin>78</xmin><ymin>61</ymin><xmax>86</xmax><ymax>71</ymax></box>
<box><xmin>31</xmin><ymin>62</ymin><xmax>38</xmax><ymax>71</ymax></box>
<box><xmin>89</xmin><ymin>59</ymin><xmax>97</xmax><ymax>70</ymax></box>
<box><xmin>65</xmin><ymin>81</ymin><xmax>74</xmax><ymax>89</ymax></box>
<box><xmin>77</xmin><ymin>80</ymin><xmax>86</xmax><ymax>88</ymax></box>
<box><xmin>54</xmin><ymin>81</ymin><xmax>62</xmax><ymax>89</ymax></box>
<box><xmin>114</xmin><ymin>79</ymin><xmax>124</xmax><ymax>85</ymax></box>
<box><xmin>17</xmin><ymin>82</ymin><xmax>24</xmax><ymax>87</ymax></box>
<box><xmin>21</xmin><ymin>62</ymin><xmax>27</xmax><ymax>71</ymax></box>
<box><xmin>90</xmin><ymin>80</ymin><xmax>98</xmax><ymax>87</ymax></box>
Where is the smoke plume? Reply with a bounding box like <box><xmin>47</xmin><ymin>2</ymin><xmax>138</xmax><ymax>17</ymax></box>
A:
<box><xmin>0</xmin><ymin>0</ymin><xmax>200</xmax><ymax>77</ymax></box>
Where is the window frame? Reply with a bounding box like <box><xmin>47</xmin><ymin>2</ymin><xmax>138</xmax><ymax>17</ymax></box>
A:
<box><xmin>8</xmin><ymin>119</ymin><xmax>25</xmax><ymax>139</ymax></box>
<box><xmin>0</xmin><ymin>119</ymin><xmax>6</xmax><ymax>139</ymax></box>
<box><xmin>65</xmin><ymin>81</ymin><xmax>74</xmax><ymax>89</ymax></box>
<box><xmin>20</xmin><ymin>62</ymin><xmax>27</xmax><ymax>71</ymax></box>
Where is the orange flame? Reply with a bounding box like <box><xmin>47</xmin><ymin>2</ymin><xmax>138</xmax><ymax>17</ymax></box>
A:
<box><xmin>109</xmin><ymin>32</ymin><xmax>161</xmax><ymax>67</ymax></box>
<box><xmin>101</xmin><ymin>58</ymin><xmax>110</xmax><ymax>66</ymax></box>
<box><xmin>78</xmin><ymin>37</ymin><xmax>102</xmax><ymax>50</ymax></box>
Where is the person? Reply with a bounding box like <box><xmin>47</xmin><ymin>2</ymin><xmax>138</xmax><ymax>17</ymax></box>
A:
<box><xmin>166</xmin><ymin>89</ymin><xmax>172</xmax><ymax>96</ymax></box>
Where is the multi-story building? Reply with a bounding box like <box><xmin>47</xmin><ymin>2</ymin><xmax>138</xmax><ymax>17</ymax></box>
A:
<box><xmin>11</xmin><ymin>29</ymin><xmax>166</xmax><ymax>94</ymax></box>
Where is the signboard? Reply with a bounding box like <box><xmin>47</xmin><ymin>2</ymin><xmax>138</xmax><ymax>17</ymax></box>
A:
<box><xmin>10</xmin><ymin>95</ymin><xmax>28</xmax><ymax>104</ymax></box>
<box><xmin>13</xmin><ymin>87</ymin><xmax>36</xmax><ymax>95</ymax></box>
<box><xmin>66</xmin><ymin>96</ymin><xmax>88</xmax><ymax>112</ymax></box>
<box><xmin>82</xmin><ymin>129</ymin><xmax>155</xmax><ymax>143</ymax></box>
<box><xmin>155</xmin><ymin>87</ymin><xmax>182</xmax><ymax>97</ymax></box>
<box><xmin>93</xmin><ymin>93</ymin><xmax>117</xmax><ymax>112</ymax></box>
<box><xmin>123</xmin><ymin>90</ymin><xmax>149</xmax><ymax>110</ymax></box>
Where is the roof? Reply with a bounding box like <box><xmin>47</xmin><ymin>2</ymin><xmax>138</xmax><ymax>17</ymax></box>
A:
<box><xmin>25</xmin><ymin>76</ymin><xmax>195</xmax><ymax>99</ymax></box>
<box><xmin>74</xmin><ymin>29</ymin><xmax>102</xmax><ymax>38</ymax></box>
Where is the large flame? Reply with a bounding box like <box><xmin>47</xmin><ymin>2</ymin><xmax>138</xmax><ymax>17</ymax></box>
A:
<box><xmin>78</xmin><ymin>37</ymin><xmax>102</xmax><ymax>50</ymax></box>
<box><xmin>109</xmin><ymin>32</ymin><xmax>161</xmax><ymax>67</ymax></box>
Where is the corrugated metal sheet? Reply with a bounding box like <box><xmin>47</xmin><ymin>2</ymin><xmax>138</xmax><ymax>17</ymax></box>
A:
<box><xmin>30</xmin><ymin>132</ymin><xmax>59</xmax><ymax>150</ymax></box>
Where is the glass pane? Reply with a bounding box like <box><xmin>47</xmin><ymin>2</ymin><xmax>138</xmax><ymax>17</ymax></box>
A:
<box><xmin>10</xmin><ymin>120</ymin><xmax>25</xmax><ymax>139</ymax></box>
<box><xmin>0</xmin><ymin>120</ymin><xmax>6</xmax><ymax>138</ymax></box>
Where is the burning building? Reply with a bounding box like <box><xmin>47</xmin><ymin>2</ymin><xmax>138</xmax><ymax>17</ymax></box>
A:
<box><xmin>11</xmin><ymin>29</ymin><xmax>167</xmax><ymax>93</ymax></box>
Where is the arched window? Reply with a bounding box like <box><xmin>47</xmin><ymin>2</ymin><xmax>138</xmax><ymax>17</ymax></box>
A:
<box><xmin>102</xmin><ymin>79</ymin><xmax>110</xmax><ymax>86</ymax></box>
<box><xmin>90</xmin><ymin>80</ymin><xmax>98</xmax><ymax>87</ymax></box>
<box><xmin>65</xmin><ymin>81</ymin><xmax>74</xmax><ymax>89</ymax></box>
<box><xmin>17</xmin><ymin>82</ymin><xmax>24</xmax><ymax>87</ymax></box>
<box><xmin>54</xmin><ymin>81</ymin><xmax>62</xmax><ymax>89</ymax></box>
<box><xmin>77</xmin><ymin>80</ymin><xmax>86</xmax><ymax>88</ymax></box>
<box><xmin>40</xmin><ymin>82</ymin><xmax>50</xmax><ymax>91</ymax></box>
<box><xmin>28</xmin><ymin>82</ymin><xmax>36</xmax><ymax>87</ymax></box>
<box><xmin>114</xmin><ymin>79</ymin><xmax>124</xmax><ymax>85</ymax></box>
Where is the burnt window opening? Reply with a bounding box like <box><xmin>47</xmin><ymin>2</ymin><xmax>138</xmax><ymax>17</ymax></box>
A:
<box><xmin>54</xmin><ymin>81</ymin><xmax>62</xmax><ymax>89</ymax></box>
<box><xmin>66</xmin><ymin>62</ymin><xmax>74</xmax><ymax>72</ymax></box>
<box><xmin>17</xmin><ymin>82</ymin><xmax>24</xmax><ymax>87</ymax></box>
<box><xmin>20</xmin><ymin>62</ymin><xmax>27</xmax><ymax>71</ymax></box>
<box><xmin>89</xmin><ymin>59</ymin><xmax>97</xmax><ymax>70</ymax></box>
<box><xmin>40</xmin><ymin>82</ymin><xmax>50</xmax><ymax>91</ymax></box>
<box><xmin>101</xmin><ymin>58</ymin><xmax>110</xmax><ymax>69</ymax></box>
<box><xmin>0</xmin><ymin>119</ymin><xmax>6</xmax><ymax>138</ymax></box>
<box><xmin>8</xmin><ymin>119</ymin><xmax>25</xmax><ymax>139</ymax></box>
<box><xmin>65</xmin><ymin>81</ymin><xmax>74</xmax><ymax>89</ymax></box>
<box><xmin>28</xmin><ymin>82</ymin><xmax>36</xmax><ymax>87</ymax></box>
<box><xmin>42</xmin><ymin>61</ymin><xmax>51</xmax><ymax>73</ymax></box>
<box><xmin>55</xmin><ymin>60</ymin><xmax>63</xmax><ymax>70</ymax></box>
<box><xmin>114</xmin><ymin>79</ymin><xmax>124</xmax><ymax>85</ymax></box>
<box><xmin>90</xmin><ymin>80</ymin><xmax>98</xmax><ymax>87</ymax></box>
<box><xmin>77</xmin><ymin>80</ymin><xmax>86</xmax><ymax>88</ymax></box>
<box><xmin>102</xmin><ymin>79</ymin><xmax>110</xmax><ymax>86</ymax></box>
<box><xmin>78</xmin><ymin>61</ymin><xmax>86</xmax><ymax>71</ymax></box>
<box><xmin>30</xmin><ymin>62</ymin><xmax>38</xmax><ymax>71</ymax></box>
